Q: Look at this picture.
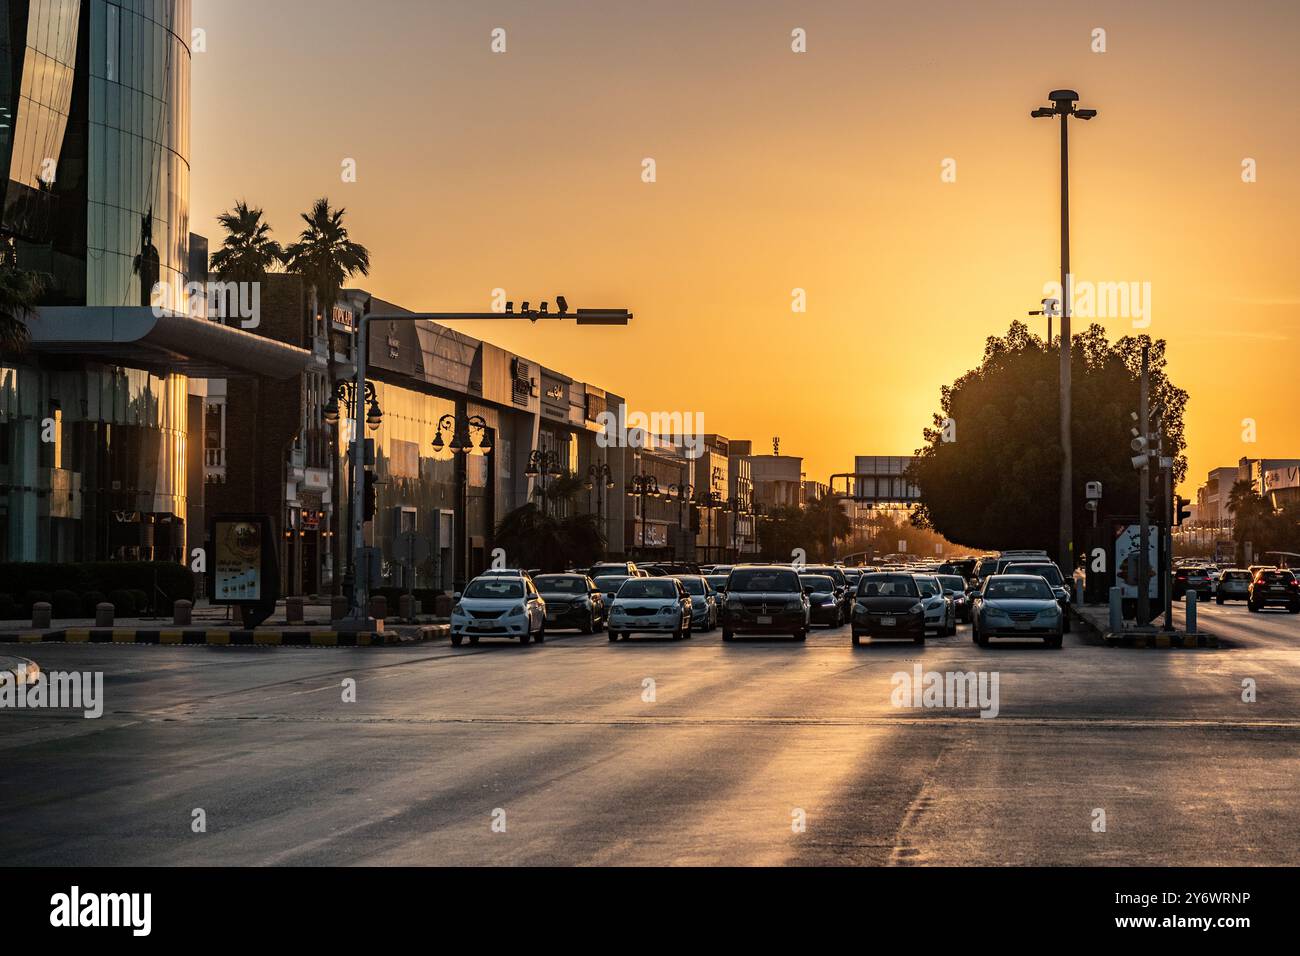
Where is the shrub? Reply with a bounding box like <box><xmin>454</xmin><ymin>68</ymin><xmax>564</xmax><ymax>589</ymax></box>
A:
<box><xmin>81</xmin><ymin>591</ymin><xmax>106</xmax><ymax>616</ymax></box>
<box><xmin>51</xmin><ymin>590</ymin><xmax>81</xmax><ymax>619</ymax></box>
<box><xmin>108</xmin><ymin>589</ymin><xmax>136</xmax><ymax>617</ymax></box>
<box><xmin>22</xmin><ymin>590</ymin><xmax>51</xmax><ymax>616</ymax></box>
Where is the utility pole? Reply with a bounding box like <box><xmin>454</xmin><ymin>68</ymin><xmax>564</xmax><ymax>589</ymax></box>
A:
<box><xmin>1137</xmin><ymin>343</ymin><xmax>1151</xmax><ymax>626</ymax></box>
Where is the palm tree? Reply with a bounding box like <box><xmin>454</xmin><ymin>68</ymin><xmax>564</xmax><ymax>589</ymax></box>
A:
<box><xmin>209</xmin><ymin>201</ymin><xmax>284</xmax><ymax>283</ymax></box>
<box><xmin>0</xmin><ymin>238</ymin><xmax>48</xmax><ymax>353</ymax></box>
<box><xmin>282</xmin><ymin>198</ymin><xmax>370</xmax><ymax>369</ymax></box>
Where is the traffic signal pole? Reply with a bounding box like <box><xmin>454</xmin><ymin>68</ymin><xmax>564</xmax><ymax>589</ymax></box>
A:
<box><xmin>1137</xmin><ymin>343</ymin><xmax>1150</xmax><ymax>626</ymax></box>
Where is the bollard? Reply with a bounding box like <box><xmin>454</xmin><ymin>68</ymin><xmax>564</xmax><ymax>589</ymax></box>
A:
<box><xmin>330</xmin><ymin>595</ymin><xmax>348</xmax><ymax>622</ymax></box>
<box><xmin>398</xmin><ymin>593</ymin><xmax>415</xmax><ymax>620</ymax></box>
<box><xmin>1075</xmin><ymin>578</ymin><xmax>1085</xmax><ymax>606</ymax></box>
<box><xmin>1186</xmin><ymin>588</ymin><xmax>1197</xmax><ymax>634</ymax></box>
<box><xmin>32</xmin><ymin>601</ymin><xmax>52</xmax><ymax>629</ymax></box>
<box><xmin>434</xmin><ymin>593</ymin><xmax>453</xmax><ymax>617</ymax></box>
<box><xmin>285</xmin><ymin>596</ymin><xmax>305</xmax><ymax>624</ymax></box>
<box><xmin>173</xmin><ymin>599</ymin><xmax>192</xmax><ymax>627</ymax></box>
<box><xmin>1108</xmin><ymin>586</ymin><xmax>1123</xmax><ymax>633</ymax></box>
<box><xmin>95</xmin><ymin>602</ymin><xmax>115</xmax><ymax>627</ymax></box>
<box><xmin>369</xmin><ymin>595</ymin><xmax>387</xmax><ymax>621</ymax></box>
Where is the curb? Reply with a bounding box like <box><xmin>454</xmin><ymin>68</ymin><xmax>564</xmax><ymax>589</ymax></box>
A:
<box><xmin>0</xmin><ymin>629</ymin><xmax>409</xmax><ymax>647</ymax></box>
<box><xmin>1102</xmin><ymin>631</ymin><xmax>1219</xmax><ymax>649</ymax></box>
<box><xmin>0</xmin><ymin>655</ymin><xmax>40</xmax><ymax>685</ymax></box>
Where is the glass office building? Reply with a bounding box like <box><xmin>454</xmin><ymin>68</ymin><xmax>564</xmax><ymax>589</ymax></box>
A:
<box><xmin>0</xmin><ymin>0</ymin><xmax>194</xmax><ymax>562</ymax></box>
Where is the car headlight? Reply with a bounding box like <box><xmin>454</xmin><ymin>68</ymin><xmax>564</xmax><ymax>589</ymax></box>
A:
<box><xmin>451</xmin><ymin>603</ymin><xmax>465</xmax><ymax>617</ymax></box>
<box><xmin>510</xmin><ymin>602</ymin><xmax>526</xmax><ymax>616</ymax></box>
<box><xmin>910</xmin><ymin>602</ymin><xmax>924</xmax><ymax>614</ymax></box>
<box><xmin>662</xmin><ymin>606</ymin><xmax>677</xmax><ymax>615</ymax></box>
<box><xmin>820</xmin><ymin>599</ymin><xmax>837</xmax><ymax>607</ymax></box>
<box><xmin>985</xmin><ymin>608</ymin><xmax>1009</xmax><ymax>621</ymax></box>
<box><xmin>610</xmin><ymin>603</ymin><xmax>624</xmax><ymax>613</ymax></box>
<box><xmin>1037</xmin><ymin>607</ymin><xmax>1060</xmax><ymax>621</ymax></box>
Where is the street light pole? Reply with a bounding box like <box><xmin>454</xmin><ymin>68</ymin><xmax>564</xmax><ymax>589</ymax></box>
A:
<box><xmin>344</xmin><ymin>302</ymin><xmax>632</xmax><ymax>623</ymax></box>
<box><xmin>1033</xmin><ymin>89</ymin><xmax>1097</xmax><ymax>578</ymax></box>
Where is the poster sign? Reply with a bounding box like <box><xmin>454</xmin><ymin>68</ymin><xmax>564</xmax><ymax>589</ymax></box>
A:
<box><xmin>1113</xmin><ymin>523</ymin><xmax>1158</xmax><ymax>601</ymax></box>
<box><xmin>213</xmin><ymin>519</ymin><xmax>264</xmax><ymax>601</ymax></box>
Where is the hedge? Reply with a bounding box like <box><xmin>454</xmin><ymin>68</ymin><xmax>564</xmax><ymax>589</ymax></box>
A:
<box><xmin>0</xmin><ymin>562</ymin><xmax>195</xmax><ymax>618</ymax></box>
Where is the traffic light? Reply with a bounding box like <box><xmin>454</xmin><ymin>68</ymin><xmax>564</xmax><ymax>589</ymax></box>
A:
<box><xmin>1174</xmin><ymin>495</ymin><xmax>1191</xmax><ymax>527</ymax></box>
<box><xmin>363</xmin><ymin>469</ymin><xmax>377</xmax><ymax>522</ymax></box>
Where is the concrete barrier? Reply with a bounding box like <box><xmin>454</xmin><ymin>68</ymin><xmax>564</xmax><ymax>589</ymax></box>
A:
<box><xmin>95</xmin><ymin>602</ymin><xmax>114</xmax><ymax>627</ymax></box>
<box><xmin>330</xmin><ymin>596</ymin><xmax>348</xmax><ymax>621</ymax></box>
<box><xmin>369</xmin><ymin>595</ymin><xmax>387</xmax><ymax>621</ymax></box>
<box><xmin>435</xmin><ymin>593</ymin><xmax>453</xmax><ymax>617</ymax></box>
<box><xmin>398</xmin><ymin>593</ymin><xmax>415</xmax><ymax>620</ymax></box>
<box><xmin>31</xmin><ymin>602</ymin><xmax>52</xmax><ymax>629</ymax></box>
<box><xmin>173</xmin><ymin>599</ymin><xmax>192</xmax><ymax>626</ymax></box>
<box><xmin>286</xmin><ymin>596</ymin><xmax>305</xmax><ymax>624</ymax></box>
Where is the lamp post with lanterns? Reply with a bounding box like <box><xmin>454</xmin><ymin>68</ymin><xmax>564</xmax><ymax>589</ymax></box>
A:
<box><xmin>585</xmin><ymin>462</ymin><xmax>616</xmax><ymax>548</ymax></box>
<box><xmin>627</xmin><ymin>472</ymin><xmax>661</xmax><ymax>554</ymax></box>
<box><xmin>525</xmin><ymin>450</ymin><xmax>567</xmax><ymax>517</ymax></box>
<box><xmin>431</xmin><ymin>413</ymin><xmax>493</xmax><ymax>594</ymax></box>
<box><xmin>668</xmin><ymin>482</ymin><xmax>694</xmax><ymax>561</ymax></box>
<box><xmin>323</xmin><ymin>381</ymin><xmax>383</xmax><ymax>610</ymax></box>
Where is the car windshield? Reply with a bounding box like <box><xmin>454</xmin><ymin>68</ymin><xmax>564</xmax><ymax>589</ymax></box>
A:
<box><xmin>977</xmin><ymin>558</ymin><xmax>998</xmax><ymax>577</ymax></box>
<box><xmin>535</xmin><ymin>576</ymin><xmax>586</xmax><ymax>593</ymax></box>
<box><xmin>1010</xmin><ymin>563</ymin><xmax>1063</xmax><ymax>586</ymax></box>
<box><xmin>618</xmin><ymin>579</ymin><xmax>678</xmax><ymax>599</ymax></box>
<box><xmin>464</xmin><ymin>579</ymin><xmax>524</xmax><ymax>599</ymax></box>
<box><xmin>984</xmin><ymin>578</ymin><xmax>1054</xmax><ymax>600</ymax></box>
<box><xmin>594</xmin><ymin>576</ymin><xmax>628</xmax><ymax>591</ymax></box>
<box><xmin>914</xmin><ymin>576</ymin><xmax>941</xmax><ymax>597</ymax></box>
<box><xmin>799</xmin><ymin>575</ymin><xmax>835</xmax><ymax>592</ymax></box>
<box><xmin>679</xmin><ymin>577</ymin><xmax>707</xmax><ymax>595</ymax></box>
<box><xmin>1223</xmin><ymin>571</ymin><xmax>1250</xmax><ymax>581</ymax></box>
<box><xmin>938</xmin><ymin>575</ymin><xmax>966</xmax><ymax>592</ymax></box>
<box><xmin>1258</xmin><ymin>570</ymin><xmax>1294</xmax><ymax>584</ymax></box>
<box><xmin>729</xmin><ymin>568</ymin><xmax>800</xmax><ymax>593</ymax></box>
<box><xmin>705</xmin><ymin>575</ymin><xmax>728</xmax><ymax>589</ymax></box>
<box><xmin>858</xmin><ymin>574</ymin><xmax>920</xmax><ymax>598</ymax></box>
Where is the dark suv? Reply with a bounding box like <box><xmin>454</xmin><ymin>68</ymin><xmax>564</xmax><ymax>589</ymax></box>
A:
<box><xmin>721</xmin><ymin>565</ymin><xmax>809</xmax><ymax>642</ymax></box>
<box><xmin>850</xmin><ymin>573</ymin><xmax>925</xmax><ymax>646</ymax></box>
<box><xmin>1173</xmin><ymin>566</ymin><xmax>1213</xmax><ymax>600</ymax></box>
<box><xmin>1247</xmin><ymin>569</ymin><xmax>1300</xmax><ymax>613</ymax></box>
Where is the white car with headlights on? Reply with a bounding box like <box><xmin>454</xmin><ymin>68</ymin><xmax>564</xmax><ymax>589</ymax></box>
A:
<box><xmin>607</xmin><ymin>577</ymin><xmax>694</xmax><ymax>641</ymax></box>
<box><xmin>972</xmin><ymin>574</ymin><xmax>1063</xmax><ymax>648</ymax></box>
<box><xmin>914</xmin><ymin>574</ymin><xmax>956</xmax><ymax>636</ymax></box>
<box><xmin>450</xmin><ymin>574</ymin><xmax>547</xmax><ymax>646</ymax></box>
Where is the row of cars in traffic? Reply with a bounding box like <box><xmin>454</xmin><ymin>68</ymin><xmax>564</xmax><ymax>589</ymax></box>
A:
<box><xmin>448</xmin><ymin>549</ymin><xmax>1074</xmax><ymax>648</ymax></box>
<box><xmin>1171</xmin><ymin>561</ymin><xmax>1300</xmax><ymax>612</ymax></box>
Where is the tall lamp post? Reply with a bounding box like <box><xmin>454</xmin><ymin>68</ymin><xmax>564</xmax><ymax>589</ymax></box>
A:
<box><xmin>322</xmin><ymin>381</ymin><xmax>383</xmax><ymax>609</ymax></box>
<box><xmin>627</xmin><ymin>472</ymin><xmax>660</xmax><ymax>554</ymax></box>
<box><xmin>668</xmin><ymin>482</ymin><xmax>694</xmax><ymax>561</ymax></box>
<box><xmin>585</xmin><ymin>462</ymin><xmax>615</xmax><ymax>551</ymax></box>
<box><xmin>432</xmin><ymin>413</ymin><xmax>492</xmax><ymax>594</ymax></box>
<box><xmin>1032</xmin><ymin>88</ymin><xmax>1097</xmax><ymax>576</ymax></box>
<box><xmin>698</xmin><ymin>489</ymin><xmax>724</xmax><ymax>564</ymax></box>
<box><xmin>340</xmin><ymin>298</ymin><xmax>632</xmax><ymax>624</ymax></box>
<box><xmin>525</xmin><ymin>450</ymin><xmax>566</xmax><ymax>516</ymax></box>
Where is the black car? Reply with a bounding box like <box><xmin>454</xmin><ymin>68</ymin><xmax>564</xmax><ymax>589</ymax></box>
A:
<box><xmin>850</xmin><ymin>573</ymin><xmax>925</xmax><ymax>646</ymax></box>
<box><xmin>721</xmin><ymin>565</ymin><xmax>810</xmax><ymax>642</ymax></box>
<box><xmin>1173</xmin><ymin>565</ymin><xmax>1213</xmax><ymax>601</ymax></box>
<box><xmin>799</xmin><ymin>574</ymin><xmax>844</xmax><ymax>627</ymax></box>
<box><xmin>1247</xmin><ymin>569</ymin><xmax>1300</xmax><ymax>612</ymax></box>
<box><xmin>534</xmin><ymin>573</ymin><xmax>604</xmax><ymax>632</ymax></box>
<box><xmin>804</xmin><ymin>565</ymin><xmax>851</xmax><ymax>616</ymax></box>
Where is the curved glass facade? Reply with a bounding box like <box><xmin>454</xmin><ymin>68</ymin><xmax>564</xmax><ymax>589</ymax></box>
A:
<box><xmin>1</xmin><ymin>0</ymin><xmax>191</xmax><ymax>309</ymax></box>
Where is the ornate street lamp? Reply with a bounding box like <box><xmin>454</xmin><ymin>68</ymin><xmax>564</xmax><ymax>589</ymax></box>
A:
<box><xmin>432</xmin><ymin>413</ymin><xmax>492</xmax><ymax>592</ymax></box>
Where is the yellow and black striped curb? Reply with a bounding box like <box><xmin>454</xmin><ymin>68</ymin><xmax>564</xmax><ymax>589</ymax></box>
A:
<box><xmin>0</xmin><ymin>655</ymin><xmax>40</xmax><ymax>684</ymax></box>
<box><xmin>0</xmin><ymin>629</ymin><xmax>413</xmax><ymax>647</ymax></box>
<box><xmin>1103</xmin><ymin>632</ymin><xmax>1218</xmax><ymax>649</ymax></box>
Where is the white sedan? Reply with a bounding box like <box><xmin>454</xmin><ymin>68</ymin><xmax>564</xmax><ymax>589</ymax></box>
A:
<box><xmin>607</xmin><ymin>578</ymin><xmax>694</xmax><ymax>641</ymax></box>
<box><xmin>450</xmin><ymin>574</ymin><xmax>547</xmax><ymax>646</ymax></box>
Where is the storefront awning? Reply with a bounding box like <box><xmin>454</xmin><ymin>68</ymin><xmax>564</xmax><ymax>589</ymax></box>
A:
<box><xmin>25</xmin><ymin>307</ymin><xmax>312</xmax><ymax>379</ymax></box>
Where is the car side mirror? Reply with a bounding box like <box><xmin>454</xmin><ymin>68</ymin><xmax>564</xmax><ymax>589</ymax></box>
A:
<box><xmin>453</xmin><ymin>592</ymin><xmax>462</xmax><ymax>600</ymax></box>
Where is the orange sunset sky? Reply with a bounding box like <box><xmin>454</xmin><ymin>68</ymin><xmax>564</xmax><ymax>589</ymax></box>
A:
<box><xmin>190</xmin><ymin>0</ymin><xmax>1300</xmax><ymax>493</ymax></box>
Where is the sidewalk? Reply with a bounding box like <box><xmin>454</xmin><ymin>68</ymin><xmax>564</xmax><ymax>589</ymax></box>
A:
<box><xmin>1072</xmin><ymin>604</ymin><xmax>1218</xmax><ymax>648</ymax></box>
<box><xmin>0</xmin><ymin>599</ymin><xmax>449</xmax><ymax>647</ymax></box>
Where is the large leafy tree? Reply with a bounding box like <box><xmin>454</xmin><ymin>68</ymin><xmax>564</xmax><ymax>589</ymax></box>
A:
<box><xmin>909</xmin><ymin>321</ymin><xmax>1187</xmax><ymax>555</ymax></box>
<box><xmin>209</xmin><ymin>201</ymin><xmax>284</xmax><ymax>282</ymax></box>
<box><xmin>803</xmin><ymin>494</ymin><xmax>853</xmax><ymax>561</ymax></box>
<box><xmin>493</xmin><ymin>503</ymin><xmax>605</xmax><ymax>572</ymax></box>
<box><xmin>1227</xmin><ymin>479</ymin><xmax>1298</xmax><ymax>565</ymax></box>
<box><xmin>283</xmin><ymin>198</ymin><xmax>370</xmax><ymax>367</ymax></box>
<box><xmin>0</xmin><ymin>237</ymin><xmax>48</xmax><ymax>353</ymax></box>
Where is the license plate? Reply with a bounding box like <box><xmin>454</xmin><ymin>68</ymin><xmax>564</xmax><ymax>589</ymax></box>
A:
<box><xmin>756</xmin><ymin>615</ymin><xmax>772</xmax><ymax>625</ymax></box>
<box><xmin>880</xmin><ymin>616</ymin><xmax>895</xmax><ymax>626</ymax></box>
<box><xmin>471</xmin><ymin>624</ymin><xmax>494</xmax><ymax>631</ymax></box>
<box><xmin>1014</xmin><ymin>621</ymin><xmax>1031</xmax><ymax>630</ymax></box>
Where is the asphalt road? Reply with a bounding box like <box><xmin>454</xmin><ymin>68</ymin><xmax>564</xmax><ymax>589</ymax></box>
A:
<box><xmin>2</xmin><ymin>602</ymin><xmax>1298</xmax><ymax>866</ymax></box>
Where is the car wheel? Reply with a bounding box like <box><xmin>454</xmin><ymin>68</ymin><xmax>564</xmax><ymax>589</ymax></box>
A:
<box><xmin>608</xmin><ymin>630</ymin><xmax>618</xmax><ymax>642</ymax></box>
<box><xmin>518</xmin><ymin>631</ymin><xmax>531</xmax><ymax>644</ymax></box>
<box><xmin>469</xmin><ymin>635</ymin><xmax>480</xmax><ymax>645</ymax></box>
<box><xmin>851</xmin><ymin>631</ymin><xmax>861</xmax><ymax>647</ymax></box>
<box><xmin>1290</xmin><ymin>603</ymin><xmax>1300</xmax><ymax>614</ymax></box>
<box><xmin>975</xmin><ymin>627</ymin><xmax>989</xmax><ymax>647</ymax></box>
<box><xmin>1216</xmin><ymin>596</ymin><xmax>1224</xmax><ymax>605</ymax></box>
<box><xmin>580</xmin><ymin>615</ymin><xmax>594</xmax><ymax>635</ymax></box>
<box><xmin>451</xmin><ymin>633</ymin><xmax>464</xmax><ymax>647</ymax></box>
<box><xmin>672</xmin><ymin>625</ymin><xmax>684</xmax><ymax>641</ymax></box>
<box><xmin>534</xmin><ymin>625</ymin><xmax>545</xmax><ymax>644</ymax></box>
<box><xmin>1046</xmin><ymin>630</ymin><xmax>1063</xmax><ymax>649</ymax></box>
<box><xmin>793</xmin><ymin>629</ymin><xmax>806</xmax><ymax>642</ymax></box>
<box><xmin>1248</xmin><ymin>601</ymin><xmax>1260</xmax><ymax>613</ymax></box>
<box><xmin>913</xmin><ymin>630</ymin><xmax>925</xmax><ymax>645</ymax></box>
<box><xmin>722</xmin><ymin>630</ymin><xmax>734</xmax><ymax>642</ymax></box>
